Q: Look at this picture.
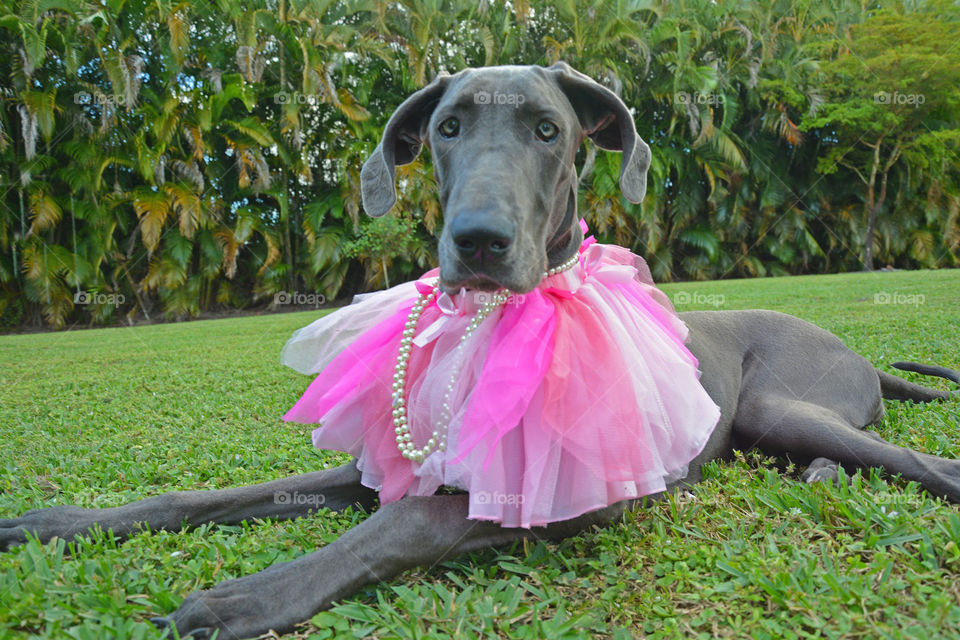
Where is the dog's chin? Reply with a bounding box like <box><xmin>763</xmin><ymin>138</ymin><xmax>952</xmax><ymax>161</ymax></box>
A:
<box><xmin>438</xmin><ymin>275</ymin><xmax>503</xmax><ymax>295</ymax></box>
<box><xmin>438</xmin><ymin>272</ymin><xmax>537</xmax><ymax>296</ymax></box>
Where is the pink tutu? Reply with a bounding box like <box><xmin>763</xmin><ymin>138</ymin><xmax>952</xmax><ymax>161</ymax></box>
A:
<box><xmin>282</xmin><ymin>223</ymin><xmax>721</xmax><ymax>528</ymax></box>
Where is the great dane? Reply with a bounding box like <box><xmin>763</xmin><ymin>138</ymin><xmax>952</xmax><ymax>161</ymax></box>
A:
<box><xmin>2</xmin><ymin>63</ymin><xmax>958</xmax><ymax>639</ymax></box>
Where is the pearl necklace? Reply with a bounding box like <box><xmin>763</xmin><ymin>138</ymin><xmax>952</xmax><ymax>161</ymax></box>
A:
<box><xmin>392</xmin><ymin>252</ymin><xmax>580</xmax><ymax>462</ymax></box>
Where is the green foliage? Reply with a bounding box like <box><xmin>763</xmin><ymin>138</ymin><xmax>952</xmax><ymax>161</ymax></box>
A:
<box><xmin>798</xmin><ymin>1</ymin><xmax>960</xmax><ymax>269</ymax></box>
<box><xmin>342</xmin><ymin>210</ymin><xmax>434</xmax><ymax>288</ymax></box>
<box><xmin>1</xmin><ymin>0</ymin><xmax>959</xmax><ymax>328</ymax></box>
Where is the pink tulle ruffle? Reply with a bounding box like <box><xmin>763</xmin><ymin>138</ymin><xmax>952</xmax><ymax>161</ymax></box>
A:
<box><xmin>282</xmin><ymin>223</ymin><xmax>720</xmax><ymax>527</ymax></box>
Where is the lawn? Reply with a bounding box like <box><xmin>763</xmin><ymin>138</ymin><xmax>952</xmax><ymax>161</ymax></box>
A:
<box><xmin>1</xmin><ymin>268</ymin><xmax>959</xmax><ymax>639</ymax></box>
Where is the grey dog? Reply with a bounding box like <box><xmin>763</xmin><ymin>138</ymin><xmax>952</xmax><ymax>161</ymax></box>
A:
<box><xmin>2</xmin><ymin>63</ymin><xmax>958</xmax><ymax>639</ymax></box>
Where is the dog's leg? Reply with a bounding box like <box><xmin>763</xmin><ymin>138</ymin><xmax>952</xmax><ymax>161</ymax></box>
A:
<box><xmin>799</xmin><ymin>430</ymin><xmax>899</xmax><ymax>484</ymax></box>
<box><xmin>877</xmin><ymin>370</ymin><xmax>952</xmax><ymax>402</ymax></box>
<box><xmin>736</xmin><ymin>399</ymin><xmax>960</xmax><ymax>501</ymax></box>
<box><xmin>0</xmin><ymin>462</ymin><xmax>375</xmax><ymax>550</ymax></box>
<box><xmin>153</xmin><ymin>494</ymin><xmax>628</xmax><ymax>640</ymax></box>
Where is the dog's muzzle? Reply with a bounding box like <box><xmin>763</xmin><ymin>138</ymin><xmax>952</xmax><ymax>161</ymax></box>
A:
<box><xmin>447</xmin><ymin>210</ymin><xmax>514</xmax><ymax>268</ymax></box>
<box><xmin>440</xmin><ymin>210</ymin><xmax>522</xmax><ymax>291</ymax></box>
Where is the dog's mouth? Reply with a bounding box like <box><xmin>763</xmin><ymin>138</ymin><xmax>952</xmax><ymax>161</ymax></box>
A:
<box><xmin>439</xmin><ymin>274</ymin><xmax>505</xmax><ymax>295</ymax></box>
<box><xmin>437</xmin><ymin>245</ymin><xmax>543</xmax><ymax>295</ymax></box>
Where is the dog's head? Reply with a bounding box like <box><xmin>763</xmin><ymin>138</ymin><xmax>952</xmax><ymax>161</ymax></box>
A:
<box><xmin>360</xmin><ymin>62</ymin><xmax>650</xmax><ymax>294</ymax></box>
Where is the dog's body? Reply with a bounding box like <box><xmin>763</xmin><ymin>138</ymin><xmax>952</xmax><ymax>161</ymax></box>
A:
<box><xmin>2</xmin><ymin>64</ymin><xmax>958</xmax><ymax>639</ymax></box>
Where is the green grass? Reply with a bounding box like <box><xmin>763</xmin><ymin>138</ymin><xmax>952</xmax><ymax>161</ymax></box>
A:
<box><xmin>1</xmin><ymin>268</ymin><xmax>959</xmax><ymax>639</ymax></box>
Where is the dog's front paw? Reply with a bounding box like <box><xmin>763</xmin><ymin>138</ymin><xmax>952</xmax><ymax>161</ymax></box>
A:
<box><xmin>0</xmin><ymin>505</ymin><xmax>100</xmax><ymax>551</ymax></box>
<box><xmin>153</xmin><ymin>585</ymin><xmax>262</xmax><ymax>640</ymax></box>
<box><xmin>153</xmin><ymin>568</ymin><xmax>315</xmax><ymax>640</ymax></box>
<box><xmin>151</xmin><ymin>615</ymin><xmax>215</xmax><ymax>639</ymax></box>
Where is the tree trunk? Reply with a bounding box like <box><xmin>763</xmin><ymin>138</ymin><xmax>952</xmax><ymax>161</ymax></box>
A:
<box><xmin>862</xmin><ymin>140</ymin><xmax>900</xmax><ymax>271</ymax></box>
<box><xmin>281</xmin><ymin>170</ymin><xmax>295</xmax><ymax>292</ymax></box>
<box><xmin>292</xmin><ymin>183</ymin><xmax>300</xmax><ymax>294</ymax></box>
<box><xmin>862</xmin><ymin>142</ymin><xmax>881</xmax><ymax>271</ymax></box>
<box><xmin>864</xmin><ymin>205</ymin><xmax>878</xmax><ymax>271</ymax></box>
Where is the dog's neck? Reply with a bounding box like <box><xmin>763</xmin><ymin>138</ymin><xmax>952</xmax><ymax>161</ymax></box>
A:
<box><xmin>544</xmin><ymin>181</ymin><xmax>583</xmax><ymax>270</ymax></box>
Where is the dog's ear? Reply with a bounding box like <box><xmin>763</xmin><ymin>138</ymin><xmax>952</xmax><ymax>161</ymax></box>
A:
<box><xmin>361</xmin><ymin>73</ymin><xmax>452</xmax><ymax>217</ymax></box>
<box><xmin>547</xmin><ymin>61</ymin><xmax>651</xmax><ymax>204</ymax></box>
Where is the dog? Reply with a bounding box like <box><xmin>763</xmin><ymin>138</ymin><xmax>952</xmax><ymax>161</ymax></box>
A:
<box><xmin>2</xmin><ymin>63</ymin><xmax>958</xmax><ymax>639</ymax></box>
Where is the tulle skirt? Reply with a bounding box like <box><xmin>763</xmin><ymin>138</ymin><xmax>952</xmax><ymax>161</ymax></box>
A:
<box><xmin>282</xmin><ymin>227</ymin><xmax>721</xmax><ymax>528</ymax></box>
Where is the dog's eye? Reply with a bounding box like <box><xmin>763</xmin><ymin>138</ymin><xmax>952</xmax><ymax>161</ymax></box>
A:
<box><xmin>536</xmin><ymin>120</ymin><xmax>559</xmax><ymax>142</ymax></box>
<box><xmin>438</xmin><ymin>117</ymin><xmax>460</xmax><ymax>138</ymax></box>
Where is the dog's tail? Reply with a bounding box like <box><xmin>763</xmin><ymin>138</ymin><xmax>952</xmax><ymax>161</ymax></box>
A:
<box><xmin>891</xmin><ymin>361</ymin><xmax>960</xmax><ymax>384</ymax></box>
<box><xmin>877</xmin><ymin>361</ymin><xmax>960</xmax><ymax>402</ymax></box>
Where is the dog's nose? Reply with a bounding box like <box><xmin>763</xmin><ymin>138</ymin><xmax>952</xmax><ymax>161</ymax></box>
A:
<box><xmin>449</xmin><ymin>213</ymin><xmax>514</xmax><ymax>263</ymax></box>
